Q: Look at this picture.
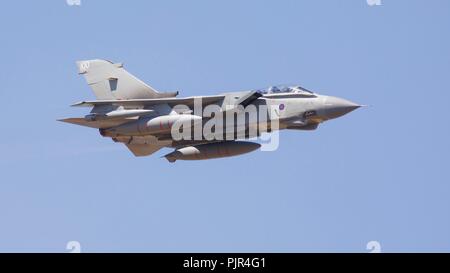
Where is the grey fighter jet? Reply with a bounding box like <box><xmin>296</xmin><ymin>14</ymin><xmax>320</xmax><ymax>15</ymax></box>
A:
<box><xmin>60</xmin><ymin>59</ymin><xmax>362</xmax><ymax>162</ymax></box>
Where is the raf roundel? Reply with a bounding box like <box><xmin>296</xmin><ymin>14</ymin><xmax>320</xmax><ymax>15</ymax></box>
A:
<box><xmin>279</xmin><ymin>103</ymin><xmax>285</xmax><ymax>111</ymax></box>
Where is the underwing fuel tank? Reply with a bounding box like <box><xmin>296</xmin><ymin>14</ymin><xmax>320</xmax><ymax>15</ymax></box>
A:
<box><xmin>164</xmin><ymin>141</ymin><xmax>261</xmax><ymax>162</ymax></box>
<box><xmin>101</xmin><ymin>114</ymin><xmax>202</xmax><ymax>137</ymax></box>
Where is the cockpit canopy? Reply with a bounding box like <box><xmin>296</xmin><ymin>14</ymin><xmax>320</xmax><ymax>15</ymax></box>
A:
<box><xmin>256</xmin><ymin>85</ymin><xmax>315</xmax><ymax>95</ymax></box>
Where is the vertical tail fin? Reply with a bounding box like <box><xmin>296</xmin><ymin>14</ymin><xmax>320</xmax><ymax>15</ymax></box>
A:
<box><xmin>76</xmin><ymin>59</ymin><xmax>178</xmax><ymax>100</ymax></box>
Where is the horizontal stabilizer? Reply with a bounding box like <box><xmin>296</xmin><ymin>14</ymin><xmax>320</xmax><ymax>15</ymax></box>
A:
<box><xmin>58</xmin><ymin>118</ymin><xmax>133</xmax><ymax>129</ymax></box>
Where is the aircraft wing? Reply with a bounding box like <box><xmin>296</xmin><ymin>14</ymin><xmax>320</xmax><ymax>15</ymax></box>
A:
<box><xmin>125</xmin><ymin>143</ymin><xmax>164</xmax><ymax>157</ymax></box>
<box><xmin>71</xmin><ymin>95</ymin><xmax>225</xmax><ymax>107</ymax></box>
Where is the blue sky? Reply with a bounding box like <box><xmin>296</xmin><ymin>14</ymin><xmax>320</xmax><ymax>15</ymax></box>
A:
<box><xmin>0</xmin><ymin>0</ymin><xmax>449</xmax><ymax>252</ymax></box>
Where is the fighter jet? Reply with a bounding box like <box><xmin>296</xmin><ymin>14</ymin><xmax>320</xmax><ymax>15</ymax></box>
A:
<box><xmin>59</xmin><ymin>59</ymin><xmax>362</xmax><ymax>162</ymax></box>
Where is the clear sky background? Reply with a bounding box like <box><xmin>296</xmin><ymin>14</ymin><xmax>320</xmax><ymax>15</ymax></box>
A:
<box><xmin>0</xmin><ymin>0</ymin><xmax>449</xmax><ymax>252</ymax></box>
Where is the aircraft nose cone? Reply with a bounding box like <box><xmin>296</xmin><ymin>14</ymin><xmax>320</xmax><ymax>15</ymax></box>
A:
<box><xmin>324</xmin><ymin>96</ymin><xmax>361</xmax><ymax>119</ymax></box>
